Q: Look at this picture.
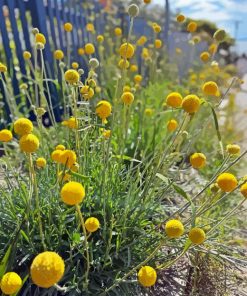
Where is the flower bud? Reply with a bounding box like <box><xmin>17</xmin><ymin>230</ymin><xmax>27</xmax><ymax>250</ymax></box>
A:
<box><xmin>213</xmin><ymin>29</ymin><xmax>226</xmax><ymax>42</ymax></box>
<box><xmin>36</xmin><ymin>42</ymin><xmax>44</xmax><ymax>50</ymax></box>
<box><xmin>89</xmin><ymin>58</ymin><xmax>99</xmax><ymax>69</ymax></box>
<box><xmin>32</xmin><ymin>28</ymin><xmax>39</xmax><ymax>35</ymax></box>
<box><xmin>78</xmin><ymin>69</ymin><xmax>84</xmax><ymax>75</ymax></box>
<box><xmin>128</xmin><ymin>4</ymin><xmax>139</xmax><ymax>18</ymax></box>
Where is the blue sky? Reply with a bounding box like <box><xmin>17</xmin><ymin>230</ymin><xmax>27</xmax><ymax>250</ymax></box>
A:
<box><xmin>152</xmin><ymin>0</ymin><xmax>247</xmax><ymax>54</ymax></box>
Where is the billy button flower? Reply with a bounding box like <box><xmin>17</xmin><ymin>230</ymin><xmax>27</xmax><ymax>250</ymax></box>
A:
<box><xmin>226</xmin><ymin>144</ymin><xmax>240</xmax><ymax>155</ymax></box>
<box><xmin>80</xmin><ymin>85</ymin><xmax>94</xmax><ymax>100</ymax></box>
<box><xmin>134</xmin><ymin>74</ymin><xmax>143</xmax><ymax>84</ymax></box>
<box><xmin>96</xmin><ymin>100</ymin><xmax>112</xmax><ymax>123</ymax></box>
<box><xmin>200</xmin><ymin>51</ymin><xmax>211</xmax><ymax>63</ymax></box>
<box><xmin>188</xmin><ymin>228</ymin><xmax>206</xmax><ymax>244</ymax></box>
<box><xmin>86</xmin><ymin>23</ymin><xmax>94</xmax><ymax>32</ymax></box>
<box><xmin>56</xmin><ymin>144</ymin><xmax>65</xmax><ymax>151</ymax></box>
<box><xmin>114</xmin><ymin>27</ymin><xmax>122</xmax><ymax>36</ymax></box>
<box><xmin>35</xmin><ymin>33</ymin><xmax>46</xmax><ymax>45</ymax></box>
<box><xmin>64</xmin><ymin>69</ymin><xmax>80</xmax><ymax>84</ymax></box>
<box><xmin>144</xmin><ymin>108</ymin><xmax>153</xmax><ymax>116</ymax></box>
<box><xmin>176</xmin><ymin>14</ymin><xmax>185</xmax><ymax>23</ymax></box>
<box><xmin>14</xmin><ymin>118</ymin><xmax>33</xmax><ymax>136</ymax></box>
<box><xmin>65</xmin><ymin>117</ymin><xmax>78</xmax><ymax>129</ymax></box>
<box><xmin>154</xmin><ymin>39</ymin><xmax>162</xmax><ymax>49</ymax></box>
<box><xmin>130</xmin><ymin>64</ymin><xmax>138</xmax><ymax>72</ymax></box>
<box><xmin>36</xmin><ymin>157</ymin><xmax>47</xmax><ymax>168</ymax></box>
<box><xmin>167</xmin><ymin>119</ymin><xmax>178</xmax><ymax>132</ymax></box>
<box><xmin>97</xmin><ymin>35</ymin><xmax>104</xmax><ymax>43</ymax></box>
<box><xmin>187</xmin><ymin>21</ymin><xmax>197</xmax><ymax>33</ymax></box>
<box><xmin>138</xmin><ymin>266</ymin><xmax>157</xmax><ymax>287</ymax></box>
<box><xmin>85</xmin><ymin>43</ymin><xmax>95</xmax><ymax>55</ymax></box>
<box><xmin>165</xmin><ymin>219</ymin><xmax>184</xmax><ymax>238</ymax></box>
<box><xmin>60</xmin><ymin>150</ymin><xmax>77</xmax><ymax>168</ymax></box>
<box><xmin>0</xmin><ymin>129</ymin><xmax>13</xmax><ymax>142</ymax></box>
<box><xmin>208</xmin><ymin>43</ymin><xmax>218</xmax><ymax>55</ymax></box>
<box><xmin>19</xmin><ymin>134</ymin><xmax>39</xmax><ymax>153</ymax></box>
<box><xmin>85</xmin><ymin>217</ymin><xmax>100</xmax><ymax>232</ymax></box>
<box><xmin>182</xmin><ymin>94</ymin><xmax>200</xmax><ymax>114</ymax></box>
<box><xmin>54</xmin><ymin>49</ymin><xmax>64</xmax><ymax>60</ymax></box>
<box><xmin>23</xmin><ymin>50</ymin><xmax>31</xmax><ymax>60</ymax></box>
<box><xmin>240</xmin><ymin>183</ymin><xmax>247</xmax><ymax>198</ymax></box>
<box><xmin>152</xmin><ymin>23</ymin><xmax>161</xmax><ymax>33</ymax></box>
<box><xmin>61</xmin><ymin>181</ymin><xmax>85</xmax><ymax>205</ymax></box>
<box><xmin>64</xmin><ymin>22</ymin><xmax>73</xmax><ymax>32</ymax></box>
<box><xmin>166</xmin><ymin>92</ymin><xmax>183</xmax><ymax>108</ymax></box>
<box><xmin>0</xmin><ymin>272</ymin><xmax>22</xmax><ymax>295</ymax></box>
<box><xmin>121</xmin><ymin>91</ymin><xmax>135</xmax><ymax>105</ymax></box>
<box><xmin>216</xmin><ymin>172</ymin><xmax>238</xmax><ymax>192</ymax></box>
<box><xmin>51</xmin><ymin>149</ymin><xmax>63</xmax><ymax>163</ymax></box>
<box><xmin>119</xmin><ymin>43</ymin><xmax>135</xmax><ymax>59</ymax></box>
<box><xmin>0</xmin><ymin>62</ymin><xmax>7</xmax><ymax>72</ymax></box>
<box><xmin>137</xmin><ymin>36</ymin><xmax>147</xmax><ymax>46</ymax></box>
<box><xmin>102</xmin><ymin>129</ymin><xmax>111</xmax><ymax>139</ymax></box>
<box><xmin>78</xmin><ymin>47</ymin><xmax>85</xmax><ymax>56</ymax></box>
<box><xmin>118</xmin><ymin>59</ymin><xmax>130</xmax><ymax>69</ymax></box>
<box><xmin>202</xmin><ymin>81</ymin><xmax>219</xmax><ymax>96</ymax></box>
<box><xmin>30</xmin><ymin>251</ymin><xmax>65</xmax><ymax>288</ymax></box>
<box><xmin>143</xmin><ymin>0</ymin><xmax>152</xmax><ymax>4</ymax></box>
<box><xmin>190</xmin><ymin>153</ymin><xmax>206</xmax><ymax>169</ymax></box>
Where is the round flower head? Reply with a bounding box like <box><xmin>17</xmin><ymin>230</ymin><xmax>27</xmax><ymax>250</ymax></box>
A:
<box><xmin>114</xmin><ymin>27</ymin><xmax>122</xmax><ymax>36</ymax></box>
<box><xmin>78</xmin><ymin>47</ymin><xmax>85</xmax><ymax>56</ymax></box>
<box><xmin>19</xmin><ymin>134</ymin><xmax>39</xmax><ymax>153</ymax></box>
<box><xmin>213</xmin><ymin>29</ymin><xmax>226</xmax><ymax>42</ymax></box>
<box><xmin>102</xmin><ymin>129</ymin><xmax>111</xmax><ymax>139</ymax></box>
<box><xmin>165</xmin><ymin>219</ymin><xmax>184</xmax><ymax>238</ymax></box>
<box><xmin>166</xmin><ymin>92</ymin><xmax>183</xmax><ymax>108</ymax></box>
<box><xmin>23</xmin><ymin>51</ymin><xmax>31</xmax><ymax>60</ymax></box>
<box><xmin>176</xmin><ymin>14</ymin><xmax>185</xmax><ymax>23</ymax></box>
<box><xmin>121</xmin><ymin>91</ymin><xmax>134</xmax><ymax>105</ymax></box>
<box><xmin>51</xmin><ymin>150</ymin><xmax>62</xmax><ymax>163</ymax></box>
<box><xmin>130</xmin><ymin>64</ymin><xmax>138</xmax><ymax>72</ymax></box>
<box><xmin>187</xmin><ymin>21</ymin><xmax>197</xmax><ymax>33</ymax></box>
<box><xmin>208</xmin><ymin>43</ymin><xmax>218</xmax><ymax>55</ymax></box>
<box><xmin>153</xmin><ymin>23</ymin><xmax>161</xmax><ymax>33</ymax></box>
<box><xmin>240</xmin><ymin>183</ymin><xmax>247</xmax><ymax>198</ymax></box>
<box><xmin>86</xmin><ymin>23</ymin><xmax>94</xmax><ymax>32</ymax></box>
<box><xmin>61</xmin><ymin>181</ymin><xmax>85</xmax><ymax>205</ymax></box>
<box><xmin>118</xmin><ymin>59</ymin><xmax>130</xmax><ymax>69</ymax></box>
<box><xmin>0</xmin><ymin>62</ymin><xmax>7</xmax><ymax>72</ymax></box>
<box><xmin>64</xmin><ymin>69</ymin><xmax>79</xmax><ymax>84</ymax></box>
<box><xmin>0</xmin><ymin>272</ymin><xmax>22</xmax><ymax>295</ymax></box>
<box><xmin>35</xmin><ymin>33</ymin><xmax>46</xmax><ymax>44</ymax></box>
<box><xmin>56</xmin><ymin>144</ymin><xmax>65</xmax><ymax>151</ymax></box>
<box><xmin>128</xmin><ymin>4</ymin><xmax>139</xmax><ymax>18</ymax></box>
<box><xmin>226</xmin><ymin>144</ymin><xmax>240</xmax><ymax>155</ymax></box>
<box><xmin>189</xmin><ymin>228</ymin><xmax>206</xmax><ymax>244</ymax></box>
<box><xmin>182</xmin><ymin>95</ymin><xmax>200</xmax><ymax>114</ymax></box>
<box><xmin>85</xmin><ymin>217</ymin><xmax>100</xmax><ymax>232</ymax></box>
<box><xmin>144</xmin><ymin>108</ymin><xmax>153</xmax><ymax>116</ymax></box>
<box><xmin>134</xmin><ymin>74</ymin><xmax>143</xmax><ymax>83</ymax></box>
<box><xmin>155</xmin><ymin>39</ymin><xmax>162</xmax><ymax>49</ymax></box>
<box><xmin>85</xmin><ymin>43</ymin><xmax>95</xmax><ymax>55</ymax></box>
<box><xmin>36</xmin><ymin>157</ymin><xmax>47</xmax><ymax>168</ymax></box>
<box><xmin>144</xmin><ymin>0</ymin><xmax>151</xmax><ymax>3</ymax></box>
<box><xmin>89</xmin><ymin>58</ymin><xmax>99</xmax><ymax>69</ymax></box>
<box><xmin>97</xmin><ymin>35</ymin><xmax>104</xmax><ymax>42</ymax></box>
<box><xmin>167</xmin><ymin>119</ymin><xmax>178</xmax><ymax>132</ymax></box>
<box><xmin>60</xmin><ymin>150</ymin><xmax>77</xmax><ymax>168</ymax></box>
<box><xmin>72</xmin><ymin>62</ymin><xmax>79</xmax><ymax>69</ymax></box>
<box><xmin>66</xmin><ymin>117</ymin><xmax>78</xmax><ymax>129</ymax></box>
<box><xmin>30</xmin><ymin>251</ymin><xmax>65</xmax><ymax>288</ymax></box>
<box><xmin>216</xmin><ymin>172</ymin><xmax>238</xmax><ymax>192</ymax></box>
<box><xmin>96</xmin><ymin>100</ymin><xmax>112</xmax><ymax>123</ymax></box>
<box><xmin>0</xmin><ymin>129</ymin><xmax>13</xmax><ymax>142</ymax></box>
<box><xmin>200</xmin><ymin>51</ymin><xmax>210</xmax><ymax>63</ymax></box>
<box><xmin>190</xmin><ymin>153</ymin><xmax>206</xmax><ymax>169</ymax></box>
<box><xmin>14</xmin><ymin>118</ymin><xmax>33</xmax><ymax>136</ymax></box>
<box><xmin>80</xmin><ymin>85</ymin><xmax>94</xmax><ymax>100</ymax></box>
<box><xmin>138</xmin><ymin>266</ymin><xmax>157</xmax><ymax>287</ymax></box>
<box><xmin>137</xmin><ymin>36</ymin><xmax>147</xmax><ymax>46</ymax></box>
<box><xmin>119</xmin><ymin>43</ymin><xmax>135</xmax><ymax>59</ymax></box>
<box><xmin>54</xmin><ymin>50</ymin><xmax>64</xmax><ymax>60</ymax></box>
<box><xmin>64</xmin><ymin>22</ymin><xmax>73</xmax><ymax>32</ymax></box>
<box><xmin>202</xmin><ymin>81</ymin><xmax>219</xmax><ymax>96</ymax></box>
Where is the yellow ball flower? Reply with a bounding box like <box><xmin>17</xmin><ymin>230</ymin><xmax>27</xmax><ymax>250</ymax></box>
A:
<box><xmin>102</xmin><ymin>129</ymin><xmax>111</xmax><ymax>139</ymax></box>
<box><xmin>137</xmin><ymin>36</ymin><xmax>147</xmax><ymax>46</ymax></box>
<box><xmin>14</xmin><ymin>118</ymin><xmax>33</xmax><ymax>136</ymax></box>
<box><xmin>54</xmin><ymin>49</ymin><xmax>64</xmax><ymax>60</ymax></box>
<box><xmin>176</xmin><ymin>14</ymin><xmax>185</xmax><ymax>23</ymax></box>
<box><xmin>64</xmin><ymin>22</ymin><xmax>73</xmax><ymax>32</ymax></box>
<box><xmin>144</xmin><ymin>108</ymin><xmax>153</xmax><ymax>116</ymax></box>
<box><xmin>144</xmin><ymin>0</ymin><xmax>151</xmax><ymax>4</ymax></box>
<box><xmin>97</xmin><ymin>35</ymin><xmax>104</xmax><ymax>42</ymax></box>
<box><xmin>138</xmin><ymin>266</ymin><xmax>157</xmax><ymax>287</ymax></box>
<box><xmin>72</xmin><ymin>62</ymin><xmax>79</xmax><ymax>69</ymax></box>
<box><xmin>58</xmin><ymin>171</ymin><xmax>71</xmax><ymax>182</ymax></box>
<box><xmin>216</xmin><ymin>172</ymin><xmax>238</xmax><ymax>192</ymax></box>
<box><xmin>85</xmin><ymin>217</ymin><xmax>100</xmax><ymax>232</ymax></box>
<box><xmin>226</xmin><ymin>144</ymin><xmax>240</xmax><ymax>155</ymax></box>
<box><xmin>31</xmin><ymin>251</ymin><xmax>65</xmax><ymax>288</ymax></box>
<box><xmin>0</xmin><ymin>62</ymin><xmax>7</xmax><ymax>72</ymax></box>
<box><xmin>200</xmin><ymin>51</ymin><xmax>210</xmax><ymax>63</ymax></box>
<box><xmin>166</xmin><ymin>92</ymin><xmax>183</xmax><ymax>108</ymax></box>
<box><xmin>61</xmin><ymin>181</ymin><xmax>85</xmax><ymax>205</ymax></box>
<box><xmin>78</xmin><ymin>47</ymin><xmax>85</xmax><ymax>56</ymax></box>
<box><xmin>80</xmin><ymin>85</ymin><xmax>94</xmax><ymax>100</ymax></box>
<box><xmin>121</xmin><ymin>91</ymin><xmax>134</xmax><ymax>105</ymax></box>
<box><xmin>36</xmin><ymin>157</ymin><xmax>47</xmax><ymax>168</ymax></box>
<box><xmin>123</xmin><ymin>85</ymin><xmax>131</xmax><ymax>92</ymax></box>
<box><xmin>0</xmin><ymin>129</ymin><xmax>13</xmax><ymax>142</ymax></box>
<box><xmin>19</xmin><ymin>134</ymin><xmax>39</xmax><ymax>153</ymax></box>
<box><xmin>66</xmin><ymin>117</ymin><xmax>78</xmax><ymax>129</ymax></box>
<box><xmin>64</xmin><ymin>69</ymin><xmax>79</xmax><ymax>84</ymax></box>
<box><xmin>0</xmin><ymin>272</ymin><xmax>22</xmax><ymax>295</ymax></box>
<box><xmin>142</xmin><ymin>47</ymin><xmax>150</xmax><ymax>59</ymax></box>
<box><xmin>240</xmin><ymin>183</ymin><xmax>247</xmax><ymax>198</ymax></box>
<box><xmin>189</xmin><ymin>228</ymin><xmax>206</xmax><ymax>244</ymax></box>
<box><xmin>167</xmin><ymin>119</ymin><xmax>178</xmax><ymax>132</ymax></box>
<box><xmin>96</xmin><ymin>100</ymin><xmax>112</xmax><ymax>122</ymax></box>
<box><xmin>154</xmin><ymin>39</ymin><xmax>162</xmax><ymax>49</ymax></box>
<box><xmin>208</xmin><ymin>43</ymin><xmax>218</xmax><ymax>55</ymax></box>
<box><xmin>56</xmin><ymin>144</ymin><xmax>65</xmax><ymax>151</ymax></box>
<box><xmin>51</xmin><ymin>150</ymin><xmax>62</xmax><ymax>163</ymax></box>
<box><xmin>119</xmin><ymin>43</ymin><xmax>135</xmax><ymax>59</ymax></box>
<box><xmin>190</xmin><ymin>153</ymin><xmax>206</xmax><ymax>169</ymax></box>
<box><xmin>153</xmin><ymin>23</ymin><xmax>161</xmax><ymax>33</ymax></box>
<box><xmin>130</xmin><ymin>64</ymin><xmax>138</xmax><ymax>72</ymax></box>
<box><xmin>187</xmin><ymin>21</ymin><xmax>197</xmax><ymax>33</ymax></box>
<box><xmin>85</xmin><ymin>43</ymin><xmax>95</xmax><ymax>55</ymax></box>
<box><xmin>23</xmin><ymin>51</ymin><xmax>31</xmax><ymax>60</ymax></box>
<box><xmin>60</xmin><ymin>150</ymin><xmax>77</xmax><ymax>168</ymax></box>
<box><xmin>165</xmin><ymin>219</ymin><xmax>184</xmax><ymax>238</ymax></box>
<box><xmin>118</xmin><ymin>59</ymin><xmax>130</xmax><ymax>69</ymax></box>
<box><xmin>114</xmin><ymin>27</ymin><xmax>122</xmax><ymax>36</ymax></box>
<box><xmin>86</xmin><ymin>23</ymin><xmax>94</xmax><ymax>32</ymax></box>
<box><xmin>134</xmin><ymin>74</ymin><xmax>142</xmax><ymax>83</ymax></box>
<box><xmin>182</xmin><ymin>94</ymin><xmax>200</xmax><ymax>114</ymax></box>
<box><xmin>202</xmin><ymin>81</ymin><xmax>219</xmax><ymax>96</ymax></box>
<box><xmin>35</xmin><ymin>33</ymin><xmax>46</xmax><ymax>44</ymax></box>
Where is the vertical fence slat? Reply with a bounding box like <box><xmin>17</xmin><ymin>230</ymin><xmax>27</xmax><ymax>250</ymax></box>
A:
<box><xmin>47</xmin><ymin>0</ymin><xmax>57</xmax><ymax>50</ymax></box>
<box><xmin>54</xmin><ymin>0</ymin><xmax>64</xmax><ymax>50</ymax></box>
<box><xmin>17</xmin><ymin>1</ymin><xmax>32</xmax><ymax>53</ymax></box>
